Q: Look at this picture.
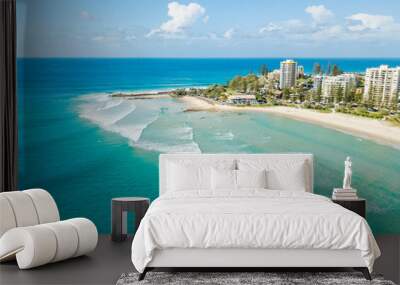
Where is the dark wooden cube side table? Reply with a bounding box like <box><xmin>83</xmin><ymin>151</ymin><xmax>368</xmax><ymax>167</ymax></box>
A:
<box><xmin>332</xmin><ymin>198</ymin><xmax>366</xmax><ymax>218</ymax></box>
<box><xmin>111</xmin><ymin>197</ymin><xmax>150</xmax><ymax>242</ymax></box>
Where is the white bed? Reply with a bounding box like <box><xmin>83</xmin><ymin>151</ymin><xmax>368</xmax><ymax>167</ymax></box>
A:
<box><xmin>131</xmin><ymin>154</ymin><xmax>380</xmax><ymax>280</ymax></box>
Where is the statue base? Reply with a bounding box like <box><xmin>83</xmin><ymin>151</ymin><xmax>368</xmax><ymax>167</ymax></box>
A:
<box><xmin>334</xmin><ymin>188</ymin><xmax>357</xmax><ymax>192</ymax></box>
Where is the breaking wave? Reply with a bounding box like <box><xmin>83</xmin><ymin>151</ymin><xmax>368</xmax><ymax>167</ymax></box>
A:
<box><xmin>77</xmin><ymin>93</ymin><xmax>201</xmax><ymax>153</ymax></box>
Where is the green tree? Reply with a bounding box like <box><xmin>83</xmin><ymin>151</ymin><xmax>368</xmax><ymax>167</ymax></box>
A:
<box><xmin>366</xmin><ymin>86</ymin><xmax>375</xmax><ymax>108</ymax></box>
<box><xmin>305</xmin><ymin>90</ymin><xmax>312</xmax><ymax>102</ymax></box>
<box><xmin>326</xmin><ymin>63</ymin><xmax>331</xmax><ymax>75</ymax></box>
<box><xmin>229</xmin><ymin>76</ymin><xmax>242</xmax><ymax>91</ymax></box>
<box><xmin>335</xmin><ymin>86</ymin><xmax>344</xmax><ymax>103</ymax></box>
<box><xmin>313</xmin><ymin>63</ymin><xmax>321</xmax><ymax>75</ymax></box>
<box><xmin>241</xmin><ymin>78</ymin><xmax>248</xmax><ymax>93</ymax></box>
<box><xmin>246</xmin><ymin>74</ymin><xmax>259</xmax><ymax>93</ymax></box>
<box><xmin>354</xmin><ymin>91</ymin><xmax>363</xmax><ymax>104</ymax></box>
<box><xmin>390</xmin><ymin>94</ymin><xmax>399</xmax><ymax>112</ymax></box>
<box><xmin>174</xmin><ymin>89</ymin><xmax>187</xmax><ymax>96</ymax></box>
<box><xmin>259</xmin><ymin>64</ymin><xmax>268</xmax><ymax>76</ymax></box>
<box><xmin>344</xmin><ymin>88</ymin><xmax>355</xmax><ymax>103</ymax></box>
<box><xmin>255</xmin><ymin>93</ymin><xmax>264</xmax><ymax>102</ymax></box>
<box><xmin>315</xmin><ymin>84</ymin><xmax>322</xmax><ymax>102</ymax></box>
<box><xmin>332</xmin><ymin>64</ymin><xmax>342</xmax><ymax>76</ymax></box>
<box><xmin>283</xmin><ymin>88</ymin><xmax>291</xmax><ymax>100</ymax></box>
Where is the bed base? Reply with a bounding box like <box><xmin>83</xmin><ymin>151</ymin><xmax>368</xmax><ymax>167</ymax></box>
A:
<box><xmin>138</xmin><ymin>267</ymin><xmax>371</xmax><ymax>281</ymax></box>
<box><xmin>138</xmin><ymin>248</ymin><xmax>372</xmax><ymax>281</ymax></box>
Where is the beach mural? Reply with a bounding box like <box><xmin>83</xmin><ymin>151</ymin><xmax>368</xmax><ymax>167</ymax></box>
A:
<box><xmin>17</xmin><ymin>1</ymin><xmax>400</xmax><ymax>233</ymax></box>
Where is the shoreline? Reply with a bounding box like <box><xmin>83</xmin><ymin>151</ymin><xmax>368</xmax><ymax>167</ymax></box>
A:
<box><xmin>179</xmin><ymin>96</ymin><xmax>400</xmax><ymax>148</ymax></box>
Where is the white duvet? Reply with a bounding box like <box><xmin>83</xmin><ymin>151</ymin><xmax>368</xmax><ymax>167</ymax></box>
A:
<box><xmin>131</xmin><ymin>190</ymin><xmax>380</xmax><ymax>273</ymax></box>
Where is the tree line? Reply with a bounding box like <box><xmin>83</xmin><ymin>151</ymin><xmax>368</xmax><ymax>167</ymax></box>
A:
<box><xmin>313</xmin><ymin>63</ymin><xmax>343</xmax><ymax>76</ymax></box>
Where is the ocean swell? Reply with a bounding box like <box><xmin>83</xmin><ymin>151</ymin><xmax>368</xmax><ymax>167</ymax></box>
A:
<box><xmin>77</xmin><ymin>93</ymin><xmax>202</xmax><ymax>153</ymax></box>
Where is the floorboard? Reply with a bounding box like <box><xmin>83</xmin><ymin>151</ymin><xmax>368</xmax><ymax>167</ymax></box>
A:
<box><xmin>0</xmin><ymin>235</ymin><xmax>134</xmax><ymax>285</ymax></box>
<box><xmin>0</xmin><ymin>235</ymin><xmax>398</xmax><ymax>285</ymax></box>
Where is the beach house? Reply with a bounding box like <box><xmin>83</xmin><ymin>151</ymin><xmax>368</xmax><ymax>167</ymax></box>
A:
<box><xmin>227</xmin><ymin>94</ymin><xmax>258</xmax><ymax>105</ymax></box>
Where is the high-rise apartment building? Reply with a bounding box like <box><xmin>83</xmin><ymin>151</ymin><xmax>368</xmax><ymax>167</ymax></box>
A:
<box><xmin>363</xmin><ymin>65</ymin><xmax>400</xmax><ymax>107</ymax></box>
<box><xmin>321</xmin><ymin>74</ymin><xmax>356</xmax><ymax>102</ymax></box>
<box><xmin>279</xmin><ymin>60</ymin><xmax>297</xmax><ymax>89</ymax></box>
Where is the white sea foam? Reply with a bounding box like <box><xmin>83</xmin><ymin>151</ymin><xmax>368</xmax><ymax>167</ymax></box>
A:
<box><xmin>78</xmin><ymin>93</ymin><xmax>203</xmax><ymax>152</ymax></box>
<box><xmin>78</xmin><ymin>94</ymin><xmax>161</xmax><ymax>143</ymax></box>
<box><xmin>215</xmin><ymin>131</ymin><xmax>234</xmax><ymax>140</ymax></box>
<box><xmin>110</xmin><ymin>114</ymin><xmax>160</xmax><ymax>142</ymax></box>
<box><xmin>80</xmin><ymin>98</ymin><xmax>136</xmax><ymax>126</ymax></box>
<box><xmin>171</xmin><ymin>126</ymin><xmax>194</xmax><ymax>140</ymax></box>
<box><xmin>133</xmin><ymin>140</ymin><xmax>201</xmax><ymax>153</ymax></box>
<box><xmin>96</xmin><ymin>99</ymin><xmax>124</xmax><ymax>111</ymax></box>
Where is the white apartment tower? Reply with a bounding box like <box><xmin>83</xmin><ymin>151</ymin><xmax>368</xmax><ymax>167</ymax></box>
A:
<box><xmin>313</xmin><ymin>75</ymin><xmax>324</xmax><ymax>91</ymax></box>
<box><xmin>279</xmin><ymin>60</ymin><xmax>297</xmax><ymax>89</ymax></box>
<box><xmin>363</xmin><ymin>65</ymin><xmax>400</xmax><ymax>107</ymax></box>
<box><xmin>321</xmin><ymin>74</ymin><xmax>356</xmax><ymax>102</ymax></box>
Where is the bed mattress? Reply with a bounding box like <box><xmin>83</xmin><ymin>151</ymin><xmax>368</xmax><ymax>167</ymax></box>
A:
<box><xmin>131</xmin><ymin>190</ymin><xmax>380</xmax><ymax>273</ymax></box>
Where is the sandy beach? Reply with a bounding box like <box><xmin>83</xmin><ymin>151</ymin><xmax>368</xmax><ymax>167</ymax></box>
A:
<box><xmin>180</xmin><ymin>96</ymin><xmax>400</xmax><ymax>148</ymax></box>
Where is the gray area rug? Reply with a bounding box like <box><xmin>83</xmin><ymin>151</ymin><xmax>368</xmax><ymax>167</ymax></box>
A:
<box><xmin>117</xmin><ymin>272</ymin><xmax>396</xmax><ymax>285</ymax></box>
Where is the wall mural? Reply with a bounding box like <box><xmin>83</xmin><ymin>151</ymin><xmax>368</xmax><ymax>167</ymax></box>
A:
<box><xmin>17</xmin><ymin>0</ymin><xmax>400</xmax><ymax>233</ymax></box>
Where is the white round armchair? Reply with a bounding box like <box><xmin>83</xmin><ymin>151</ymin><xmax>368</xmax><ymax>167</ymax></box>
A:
<box><xmin>0</xmin><ymin>189</ymin><xmax>98</xmax><ymax>269</ymax></box>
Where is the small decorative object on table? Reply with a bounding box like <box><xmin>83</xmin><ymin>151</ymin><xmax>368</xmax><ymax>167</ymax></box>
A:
<box><xmin>343</xmin><ymin>156</ymin><xmax>353</xmax><ymax>190</ymax></box>
<box><xmin>332</xmin><ymin>157</ymin><xmax>366</xmax><ymax>218</ymax></box>
<box><xmin>332</xmin><ymin>156</ymin><xmax>358</xmax><ymax>200</ymax></box>
<box><xmin>111</xmin><ymin>197</ymin><xmax>150</xmax><ymax>242</ymax></box>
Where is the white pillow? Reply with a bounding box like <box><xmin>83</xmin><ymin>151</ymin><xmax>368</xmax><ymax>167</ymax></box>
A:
<box><xmin>238</xmin><ymin>159</ymin><xmax>308</xmax><ymax>191</ymax></box>
<box><xmin>167</xmin><ymin>162</ymin><xmax>209</xmax><ymax>191</ymax></box>
<box><xmin>211</xmin><ymin>168</ymin><xmax>236</xmax><ymax>191</ymax></box>
<box><xmin>167</xmin><ymin>159</ymin><xmax>236</xmax><ymax>192</ymax></box>
<box><xmin>236</xmin><ymin>169</ymin><xmax>267</xmax><ymax>189</ymax></box>
<box><xmin>267</xmin><ymin>164</ymin><xmax>306</xmax><ymax>191</ymax></box>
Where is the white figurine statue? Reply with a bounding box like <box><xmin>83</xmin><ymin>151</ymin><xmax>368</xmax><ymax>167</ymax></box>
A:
<box><xmin>343</xmin><ymin>156</ymin><xmax>352</xmax><ymax>189</ymax></box>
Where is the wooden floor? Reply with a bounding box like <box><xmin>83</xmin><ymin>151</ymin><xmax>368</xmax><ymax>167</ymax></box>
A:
<box><xmin>1</xmin><ymin>235</ymin><xmax>399</xmax><ymax>285</ymax></box>
<box><xmin>0</xmin><ymin>235</ymin><xmax>134</xmax><ymax>285</ymax></box>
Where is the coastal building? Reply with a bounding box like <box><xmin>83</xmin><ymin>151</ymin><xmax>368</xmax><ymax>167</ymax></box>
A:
<box><xmin>299</xmin><ymin>81</ymin><xmax>313</xmax><ymax>90</ymax></box>
<box><xmin>321</xmin><ymin>73</ymin><xmax>356</xmax><ymax>102</ymax></box>
<box><xmin>363</xmin><ymin>65</ymin><xmax>400</xmax><ymax>107</ymax></box>
<box><xmin>268</xmin><ymin>69</ymin><xmax>280</xmax><ymax>81</ymax></box>
<box><xmin>313</xmin><ymin>75</ymin><xmax>324</xmax><ymax>91</ymax></box>
<box><xmin>279</xmin><ymin>60</ymin><xmax>297</xmax><ymax>89</ymax></box>
<box><xmin>227</xmin><ymin>94</ymin><xmax>258</xmax><ymax>105</ymax></box>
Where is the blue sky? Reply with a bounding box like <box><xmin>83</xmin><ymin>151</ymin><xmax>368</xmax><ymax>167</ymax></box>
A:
<box><xmin>17</xmin><ymin>0</ymin><xmax>400</xmax><ymax>57</ymax></box>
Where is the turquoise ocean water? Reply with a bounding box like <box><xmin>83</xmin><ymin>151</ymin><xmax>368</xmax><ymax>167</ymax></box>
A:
<box><xmin>18</xmin><ymin>58</ymin><xmax>400</xmax><ymax>233</ymax></box>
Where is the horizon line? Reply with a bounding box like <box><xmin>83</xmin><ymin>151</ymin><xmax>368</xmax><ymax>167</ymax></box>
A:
<box><xmin>17</xmin><ymin>56</ymin><xmax>400</xmax><ymax>60</ymax></box>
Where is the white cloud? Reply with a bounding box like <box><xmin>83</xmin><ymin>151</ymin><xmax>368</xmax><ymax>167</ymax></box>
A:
<box><xmin>223</xmin><ymin>28</ymin><xmax>235</xmax><ymax>39</ymax></box>
<box><xmin>257</xmin><ymin>8</ymin><xmax>400</xmax><ymax>44</ymax></box>
<box><xmin>347</xmin><ymin>13</ymin><xmax>395</xmax><ymax>31</ymax></box>
<box><xmin>284</xmin><ymin>19</ymin><xmax>312</xmax><ymax>33</ymax></box>
<box><xmin>147</xmin><ymin>2</ymin><xmax>206</xmax><ymax>38</ymax></box>
<box><xmin>259</xmin><ymin>23</ymin><xmax>282</xmax><ymax>33</ymax></box>
<box><xmin>305</xmin><ymin>5</ymin><xmax>334</xmax><ymax>24</ymax></box>
<box><xmin>311</xmin><ymin>25</ymin><xmax>345</xmax><ymax>40</ymax></box>
<box><xmin>203</xmin><ymin>15</ymin><xmax>209</xmax><ymax>24</ymax></box>
<box><xmin>259</xmin><ymin>19</ymin><xmax>314</xmax><ymax>37</ymax></box>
